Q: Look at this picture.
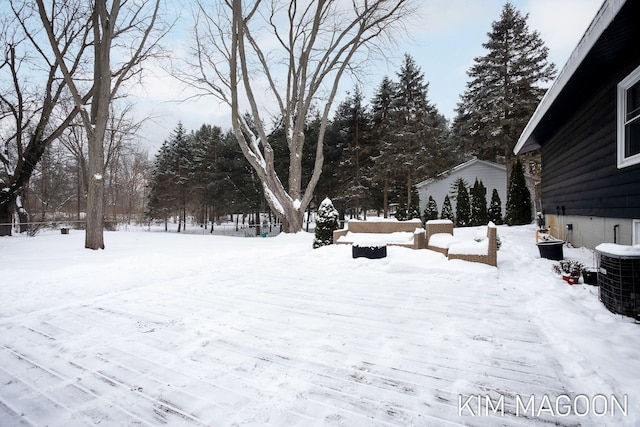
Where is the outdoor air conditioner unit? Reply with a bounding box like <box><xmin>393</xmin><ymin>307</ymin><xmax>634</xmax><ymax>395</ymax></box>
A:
<box><xmin>597</xmin><ymin>245</ymin><xmax>640</xmax><ymax>320</ymax></box>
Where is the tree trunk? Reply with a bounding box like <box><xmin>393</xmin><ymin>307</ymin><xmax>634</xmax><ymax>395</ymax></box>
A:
<box><xmin>383</xmin><ymin>176</ymin><xmax>389</xmax><ymax>218</ymax></box>
<box><xmin>282</xmin><ymin>205</ymin><xmax>303</xmax><ymax>233</ymax></box>
<box><xmin>85</xmin><ymin>137</ymin><xmax>105</xmax><ymax>249</ymax></box>
<box><xmin>0</xmin><ymin>202</ymin><xmax>12</xmax><ymax>236</ymax></box>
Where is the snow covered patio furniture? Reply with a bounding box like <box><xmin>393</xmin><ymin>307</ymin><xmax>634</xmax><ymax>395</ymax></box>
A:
<box><xmin>426</xmin><ymin>220</ymin><xmax>498</xmax><ymax>267</ymax></box>
<box><xmin>333</xmin><ymin>218</ymin><xmax>426</xmax><ymax>250</ymax></box>
<box><xmin>425</xmin><ymin>220</ymin><xmax>458</xmax><ymax>256</ymax></box>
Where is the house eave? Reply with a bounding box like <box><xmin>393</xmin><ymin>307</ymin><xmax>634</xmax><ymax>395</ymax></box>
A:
<box><xmin>514</xmin><ymin>0</ymin><xmax>626</xmax><ymax>155</ymax></box>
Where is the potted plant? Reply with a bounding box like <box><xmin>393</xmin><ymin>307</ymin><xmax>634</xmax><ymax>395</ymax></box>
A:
<box><xmin>552</xmin><ymin>260</ymin><xmax>584</xmax><ymax>285</ymax></box>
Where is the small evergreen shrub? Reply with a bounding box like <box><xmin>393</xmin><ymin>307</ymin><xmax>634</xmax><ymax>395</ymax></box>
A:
<box><xmin>454</xmin><ymin>178</ymin><xmax>470</xmax><ymax>227</ymax></box>
<box><xmin>505</xmin><ymin>158</ymin><xmax>533</xmax><ymax>225</ymax></box>
<box><xmin>313</xmin><ymin>198</ymin><xmax>340</xmax><ymax>249</ymax></box>
<box><xmin>441</xmin><ymin>195</ymin><xmax>454</xmax><ymax>222</ymax></box>
<box><xmin>470</xmin><ymin>178</ymin><xmax>488</xmax><ymax>226</ymax></box>
<box><xmin>488</xmin><ymin>189</ymin><xmax>503</xmax><ymax>225</ymax></box>
<box><xmin>424</xmin><ymin>196</ymin><xmax>439</xmax><ymax>221</ymax></box>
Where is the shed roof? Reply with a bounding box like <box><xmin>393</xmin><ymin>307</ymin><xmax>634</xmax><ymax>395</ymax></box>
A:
<box><xmin>415</xmin><ymin>158</ymin><xmax>506</xmax><ymax>188</ymax></box>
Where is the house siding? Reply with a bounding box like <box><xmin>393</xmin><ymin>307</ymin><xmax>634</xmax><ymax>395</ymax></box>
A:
<box><xmin>541</xmin><ymin>57</ymin><xmax>640</xmax><ymax>220</ymax></box>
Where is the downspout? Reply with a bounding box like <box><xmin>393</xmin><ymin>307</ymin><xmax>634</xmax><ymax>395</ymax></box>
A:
<box><xmin>614</xmin><ymin>224</ymin><xmax>620</xmax><ymax>244</ymax></box>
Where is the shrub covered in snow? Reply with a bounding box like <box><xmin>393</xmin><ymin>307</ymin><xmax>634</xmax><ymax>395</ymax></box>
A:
<box><xmin>423</xmin><ymin>196</ymin><xmax>439</xmax><ymax>221</ymax></box>
<box><xmin>552</xmin><ymin>260</ymin><xmax>584</xmax><ymax>277</ymax></box>
<box><xmin>454</xmin><ymin>178</ymin><xmax>470</xmax><ymax>227</ymax></box>
<box><xmin>488</xmin><ymin>188</ymin><xmax>503</xmax><ymax>225</ymax></box>
<box><xmin>313</xmin><ymin>198</ymin><xmax>340</xmax><ymax>249</ymax></box>
<box><xmin>440</xmin><ymin>195</ymin><xmax>454</xmax><ymax>222</ymax></box>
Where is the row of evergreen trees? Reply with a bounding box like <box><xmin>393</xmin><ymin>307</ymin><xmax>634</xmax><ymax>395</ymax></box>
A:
<box><xmin>145</xmin><ymin>123</ymin><xmax>264</xmax><ymax>230</ymax></box>
<box><xmin>422</xmin><ymin>158</ymin><xmax>532</xmax><ymax>227</ymax></box>
<box><xmin>423</xmin><ymin>179</ymin><xmax>504</xmax><ymax>227</ymax></box>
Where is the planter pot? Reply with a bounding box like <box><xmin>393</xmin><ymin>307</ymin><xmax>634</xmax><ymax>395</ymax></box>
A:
<box><xmin>352</xmin><ymin>244</ymin><xmax>387</xmax><ymax>259</ymax></box>
<box><xmin>537</xmin><ymin>240</ymin><xmax>564</xmax><ymax>260</ymax></box>
<box><xmin>583</xmin><ymin>268</ymin><xmax>598</xmax><ymax>286</ymax></box>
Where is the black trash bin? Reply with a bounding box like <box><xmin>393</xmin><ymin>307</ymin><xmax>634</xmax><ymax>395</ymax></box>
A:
<box><xmin>536</xmin><ymin>240</ymin><xmax>564</xmax><ymax>260</ymax></box>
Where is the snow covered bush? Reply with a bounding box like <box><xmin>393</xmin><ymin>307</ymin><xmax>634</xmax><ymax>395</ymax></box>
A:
<box><xmin>552</xmin><ymin>260</ymin><xmax>584</xmax><ymax>277</ymax></box>
<box><xmin>441</xmin><ymin>195</ymin><xmax>454</xmax><ymax>222</ymax></box>
<box><xmin>313</xmin><ymin>198</ymin><xmax>340</xmax><ymax>249</ymax></box>
<box><xmin>454</xmin><ymin>178</ymin><xmax>470</xmax><ymax>227</ymax></box>
<box><xmin>488</xmin><ymin>188</ymin><xmax>503</xmax><ymax>225</ymax></box>
<box><xmin>423</xmin><ymin>196</ymin><xmax>439</xmax><ymax>221</ymax></box>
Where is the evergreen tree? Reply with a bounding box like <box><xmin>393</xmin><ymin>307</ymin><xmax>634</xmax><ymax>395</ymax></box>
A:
<box><xmin>424</xmin><ymin>195</ymin><xmax>439</xmax><ymax>221</ymax></box>
<box><xmin>453</xmin><ymin>2</ymin><xmax>556</xmax><ymax>167</ymax></box>
<box><xmin>470</xmin><ymin>178</ymin><xmax>488</xmax><ymax>226</ymax></box>
<box><xmin>395</xmin><ymin>200</ymin><xmax>408</xmax><ymax>221</ymax></box>
<box><xmin>211</xmin><ymin>131</ymin><xmax>263</xmax><ymax>218</ymax></box>
<box><xmin>441</xmin><ymin>195</ymin><xmax>454</xmax><ymax>222</ymax></box>
<box><xmin>144</xmin><ymin>123</ymin><xmax>197</xmax><ymax>232</ymax></box>
<box><xmin>327</xmin><ymin>87</ymin><xmax>374</xmax><ymax>217</ymax></box>
<box><xmin>454</xmin><ymin>178</ymin><xmax>471</xmax><ymax>227</ymax></box>
<box><xmin>393</xmin><ymin>54</ymin><xmax>438</xmax><ymax>208</ymax></box>
<box><xmin>488</xmin><ymin>188</ymin><xmax>503</xmax><ymax>225</ymax></box>
<box><xmin>145</xmin><ymin>139</ymin><xmax>174</xmax><ymax>230</ymax></box>
<box><xmin>505</xmin><ymin>157</ymin><xmax>532</xmax><ymax>225</ymax></box>
<box><xmin>313</xmin><ymin>198</ymin><xmax>340</xmax><ymax>248</ymax></box>
<box><xmin>369</xmin><ymin>76</ymin><xmax>398</xmax><ymax>217</ymax></box>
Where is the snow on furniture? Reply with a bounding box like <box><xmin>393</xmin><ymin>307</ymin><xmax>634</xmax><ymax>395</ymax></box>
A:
<box><xmin>426</xmin><ymin>220</ymin><xmax>456</xmax><ymax>255</ymax></box>
<box><xmin>426</xmin><ymin>220</ymin><xmax>498</xmax><ymax>267</ymax></box>
<box><xmin>333</xmin><ymin>218</ymin><xmax>426</xmax><ymax>250</ymax></box>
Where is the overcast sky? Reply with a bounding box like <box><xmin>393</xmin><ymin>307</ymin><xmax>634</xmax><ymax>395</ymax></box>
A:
<box><xmin>133</xmin><ymin>0</ymin><xmax>604</xmax><ymax>153</ymax></box>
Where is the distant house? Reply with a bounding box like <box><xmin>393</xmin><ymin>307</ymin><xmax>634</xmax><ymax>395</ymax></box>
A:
<box><xmin>416</xmin><ymin>158</ymin><xmax>508</xmax><ymax>217</ymax></box>
<box><xmin>514</xmin><ymin>0</ymin><xmax>640</xmax><ymax>248</ymax></box>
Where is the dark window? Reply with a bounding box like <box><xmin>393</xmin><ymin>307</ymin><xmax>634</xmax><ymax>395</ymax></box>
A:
<box><xmin>625</xmin><ymin>80</ymin><xmax>640</xmax><ymax>158</ymax></box>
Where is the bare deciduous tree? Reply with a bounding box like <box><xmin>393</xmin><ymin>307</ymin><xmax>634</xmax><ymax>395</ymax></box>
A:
<box><xmin>36</xmin><ymin>0</ymin><xmax>162</xmax><ymax>249</ymax></box>
<box><xmin>186</xmin><ymin>0</ymin><xmax>415</xmax><ymax>232</ymax></box>
<box><xmin>0</xmin><ymin>1</ymin><xmax>90</xmax><ymax>236</ymax></box>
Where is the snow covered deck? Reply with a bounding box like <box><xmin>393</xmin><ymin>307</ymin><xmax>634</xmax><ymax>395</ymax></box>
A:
<box><xmin>0</xmin><ymin>228</ymin><xmax>638</xmax><ymax>426</ymax></box>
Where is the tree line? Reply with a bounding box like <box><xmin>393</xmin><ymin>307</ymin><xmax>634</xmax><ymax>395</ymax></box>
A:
<box><xmin>1</xmin><ymin>1</ymin><xmax>554</xmax><ymax>243</ymax></box>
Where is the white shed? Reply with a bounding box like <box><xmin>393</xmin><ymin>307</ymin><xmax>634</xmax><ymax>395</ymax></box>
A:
<box><xmin>416</xmin><ymin>158</ymin><xmax>507</xmax><ymax>216</ymax></box>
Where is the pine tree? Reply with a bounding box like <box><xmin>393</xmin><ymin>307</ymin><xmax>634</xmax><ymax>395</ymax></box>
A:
<box><xmin>453</xmin><ymin>2</ymin><xmax>556</xmax><ymax>166</ymax></box>
<box><xmin>505</xmin><ymin>158</ymin><xmax>532</xmax><ymax>225</ymax></box>
<box><xmin>313</xmin><ymin>198</ymin><xmax>340</xmax><ymax>248</ymax></box>
<box><xmin>145</xmin><ymin>123</ymin><xmax>195</xmax><ymax>232</ymax></box>
<box><xmin>369</xmin><ymin>76</ymin><xmax>398</xmax><ymax>217</ymax></box>
<box><xmin>470</xmin><ymin>178</ymin><xmax>488</xmax><ymax>226</ymax></box>
<box><xmin>393</xmin><ymin>54</ymin><xmax>438</xmax><ymax>208</ymax></box>
<box><xmin>424</xmin><ymin>196</ymin><xmax>439</xmax><ymax>221</ymax></box>
<box><xmin>328</xmin><ymin>87</ymin><xmax>374</xmax><ymax>217</ymax></box>
<box><xmin>488</xmin><ymin>189</ymin><xmax>503</xmax><ymax>225</ymax></box>
<box><xmin>454</xmin><ymin>178</ymin><xmax>471</xmax><ymax>227</ymax></box>
<box><xmin>441</xmin><ymin>195</ymin><xmax>454</xmax><ymax>222</ymax></box>
<box><xmin>145</xmin><ymin>139</ymin><xmax>176</xmax><ymax>230</ymax></box>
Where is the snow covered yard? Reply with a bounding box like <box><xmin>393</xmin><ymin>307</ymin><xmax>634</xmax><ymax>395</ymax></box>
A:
<box><xmin>0</xmin><ymin>225</ymin><xmax>638</xmax><ymax>426</ymax></box>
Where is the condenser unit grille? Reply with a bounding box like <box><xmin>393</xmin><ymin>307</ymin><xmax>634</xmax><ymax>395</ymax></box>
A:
<box><xmin>597</xmin><ymin>252</ymin><xmax>640</xmax><ymax>319</ymax></box>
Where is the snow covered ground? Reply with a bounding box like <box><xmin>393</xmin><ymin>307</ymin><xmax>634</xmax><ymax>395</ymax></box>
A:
<box><xmin>0</xmin><ymin>224</ymin><xmax>638</xmax><ymax>426</ymax></box>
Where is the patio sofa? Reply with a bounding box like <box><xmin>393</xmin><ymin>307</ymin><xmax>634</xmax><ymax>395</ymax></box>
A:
<box><xmin>333</xmin><ymin>218</ymin><xmax>426</xmax><ymax>250</ymax></box>
<box><xmin>425</xmin><ymin>220</ymin><xmax>498</xmax><ymax>267</ymax></box>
